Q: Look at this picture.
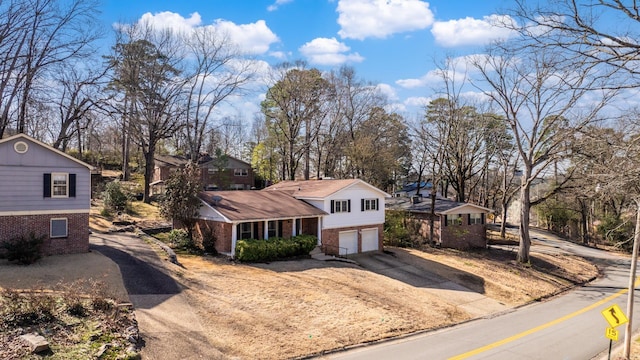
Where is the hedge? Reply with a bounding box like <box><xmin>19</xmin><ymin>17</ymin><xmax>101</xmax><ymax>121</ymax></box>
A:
<box><xmin>235</xmin><ymin>235</ymin><xmax>318</xmax><ymax>262</ymax></box>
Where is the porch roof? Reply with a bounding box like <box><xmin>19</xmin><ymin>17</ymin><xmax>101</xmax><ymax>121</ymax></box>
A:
<box><xmin>199</xmin><ymin>190</ymin><xmax>327</xmax><ymax>222</ymax></box>
<box><xmin>386</xmin><ymin>197</ymin><xmax>492</xmax><ymax>215</ymax></box>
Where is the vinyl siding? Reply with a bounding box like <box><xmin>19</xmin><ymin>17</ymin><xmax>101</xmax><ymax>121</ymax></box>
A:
<box><xmin>321</xmin><ymin>182</ymin><xmax>386</xmax><ymax>229</ymax></box>
<box><xmin>0</xmin><ymin>138</ymin><xmax>90</xmax><ymax>213</ymax></box>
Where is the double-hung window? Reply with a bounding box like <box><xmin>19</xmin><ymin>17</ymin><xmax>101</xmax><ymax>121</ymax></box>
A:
<box><xmin>331</xmin><ymin>199</ymin><xmax>350</xmax><ymax>213</ymax></box>
<box><xmin>446</xmin><ymin>214</ymin><xmax>462</xmax><ymax>226</ymax></box>
<box><xmin>239</xmin><ymin>223</ymin><xmax>253</xmax><ymax>239</ymax></box>
<box><xmin>469</xmin><ymin>213</ymin><xmax>484</xmax><ymax>225</ymax></box>
<box><xmin>234</xmin><ymin>168</ymin><xmax>248</xmax><ymax>176</ymax></box>
<box><xmin>44</xmin><ymin>173</ymin><xmax>76</xmax><ymax>198</ymax></box>
<box><xmin>361</xmin><ymin>198</ymin><xmax>379</xmax><ymax>211</ymax></box>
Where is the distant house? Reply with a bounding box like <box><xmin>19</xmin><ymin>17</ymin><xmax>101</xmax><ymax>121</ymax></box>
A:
<box><xmin>386</xmin><ymin>196</ymin><xmax>492</xmax><ymax>250</ymax></box>
<box><xmin>151</xmin><ymin>153</ymin><xmax>255</xmax><ymax>195</ymax></box>
<box><xmin>192</xmin><ymin>179</ymin><xmax>390</xmax><ymax>257</ymax></box>
<box><xmin>0</xmin><ymin>134</ymin><xmax>92</xmax><ymax>255</ymax></box>
<box><xmin>264</xmin><ymin>179</ymin><xmax>390</xmax><ymax>256</ymax></box>
<box><xmin>393</xmin><ymin>181</ymin><xmax>433</xmax><ymax>198</ymax></box>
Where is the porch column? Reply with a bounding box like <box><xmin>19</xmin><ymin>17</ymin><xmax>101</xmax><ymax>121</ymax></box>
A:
<box><xmin>231</xmin><ymin>223</ymin><xmax>237</xmax><ymax>257</ymax></box>
<box><xmin>317</xmin><ymin>217</ymin><xmax>322</xmax><ymax>246</ymax></box>
<box><xmin>264</xmin><ymin>220</ymin><xmax>269</xmax><ymax>239</ymax></box>
<box><xmin>292</xmin><ymin>218</ymin><xmax>297</xmax><ymax>237</ymax></box>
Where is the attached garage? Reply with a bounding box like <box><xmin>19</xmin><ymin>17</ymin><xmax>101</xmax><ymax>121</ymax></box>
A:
<box><xmin>339</xmin><ymin>230</ymin><xmax>358</xmax><ymax>255</ymax></box>
<box><xmin>361</xmin><ymin>228</ymin><xmax>379</xmax><ymax>252</ymax></box>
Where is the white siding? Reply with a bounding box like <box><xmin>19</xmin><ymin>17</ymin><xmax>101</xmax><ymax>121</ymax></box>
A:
<box><xmin>322</xmin><ymin>182</ymin><xmax>386</xmax><ymax>229</ymax></box>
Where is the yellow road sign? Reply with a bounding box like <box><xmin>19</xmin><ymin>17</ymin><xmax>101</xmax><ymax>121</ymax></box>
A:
<box><xmin>606</xmin><ymin>327</ymin><xmax>619</xmax><ymax>341</ymax></box>
<box><xmin>601</xmin><ymin>304</ymin><xmax>628</xmax><ymax>328</ymax></box>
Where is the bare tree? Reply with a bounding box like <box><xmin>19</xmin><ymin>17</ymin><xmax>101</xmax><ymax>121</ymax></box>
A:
<box><xmin>182</xmin><ymin>27</ymin><xmax>254</xmax><ymax>161</ymax></box>
<box><xmin>0</xmin><ymin>0</ymin><xmax>101</xmax><ymax>138</ymax></box>
<box><xmin>471</xmin><ymin>42</ymin><xmax>614</xmax><ymax>263</ymax></box>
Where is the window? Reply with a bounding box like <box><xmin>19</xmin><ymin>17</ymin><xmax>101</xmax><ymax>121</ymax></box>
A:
<box><xmin>207</xmin><ymin>168</ymin><xmax>218</xmax><ymax>174</ymax></box>
<box><xmin>239</xmin><ymin>222</ymin><xmax>253</xmax><ymax>239</ymax></box>
<box><xmin>50</xmin><ymin>218</ymin><xmax>68</xmax><ymax>238</ymax></box>
<box><xmin>268</xmin><ymin>220</ymin><xmax>282</xmax><ymax>238</ymax></box>
<box><xmin>361</xmin><ymin>198</ymin><xmax>379</xmax><ymax>211</ymax></box>
<box><xmin>446</xmin><ymin>214</ymin><xmax>462</xmax><ymax>226</ymax></box>
<box><xmin>331</xmin><ymin>199</ymin><xmax>351</xmax><ymax>213</ymax></box>
<box><xmin>14</xmin><ymin>141</ymin><xmax>28</xmax><ymax>154</ymax></box>
<box><xmin>234</xmin><ymin>168</ymin><xmax>248</xmax><ymax>176</ymax></box>
<box><xmin>44</xmin><ymin>173</ymin><xmax>76</xmax><ymax>198</ymax></box>
<box><xmin>469</xmin><ymin>213</ymin><xmax>484</xmax><ymax>225</ymax></box>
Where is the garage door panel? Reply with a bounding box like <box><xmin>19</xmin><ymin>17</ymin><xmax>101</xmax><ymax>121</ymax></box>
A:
<box><xmin>339</xmin><ymin>230</ymin><xmax>358</xmax><ymax>255</ymax></box>
<box><xmin>361</xmin><ymin>228</ymin><xmax>378</xmax><ymax>252</ymax></box>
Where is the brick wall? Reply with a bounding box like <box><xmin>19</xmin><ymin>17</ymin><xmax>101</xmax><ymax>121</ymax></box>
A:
<box><xmin>441</xmin><ymin>214</ymin><xmax>486</xmax><ymax>250</ymax></box>
<box><xmin>321</xmin><ymin>224</ymin><xmax>384</xmax><ymax>256</ymax></box>
<box><xmin>194</xmin><ymin>220</ymin><xmax>232</xmax><ymax>253</ymax></box>
<box><xmin>0</xmin><ymin>213</ymin><xmax>89</xmax><ymax>256</ymax></box>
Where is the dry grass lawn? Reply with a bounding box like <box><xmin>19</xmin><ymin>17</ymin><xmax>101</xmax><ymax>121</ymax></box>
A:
<box><xmin>168</xmin><ymin>243</ymin><xmax>599</xmax><ymax>360</ymax></box>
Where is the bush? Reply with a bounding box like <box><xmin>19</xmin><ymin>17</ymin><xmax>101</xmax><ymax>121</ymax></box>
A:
<box><xmin>235</xmin><ymin>235</ymin><xmax>318</xmax><ymax>262</ymax></box>
<box><xmin>103</xmin><ymin>181</ymin><xmax>128</xmax><ymax>211</ymax></box>
<box><xmin>384</xmin><ymin>210</ymin><xmax>422</xmax><ymax>248</ymax></box>
<box><xmin>2</xmin><ymin>232</ymin><xmax>45</xmax><ymax>265</ymax></box>
<box><xmin>0</xmin><ymin>289</ymin><xmax>56</xmax><ymax>327</ymax></box>
<box><xmin>201</xmin><ymin>228</ymin><xmax>218</xmax><ymax>255</ymax></box>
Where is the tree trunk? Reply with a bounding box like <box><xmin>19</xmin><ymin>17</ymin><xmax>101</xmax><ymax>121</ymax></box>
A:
<box><xmin>500</xmin><ymin>202</ymin><xmax>508</xmax><ymax>239</ymax></box>
<box><xmin>429</xmin><ymin>189</ymin><xmax>437</xmax><ymax>245</ymax></box>
<box><xmin>143</xmin><ymin>143</ymin><xmax>155</xmax><ymax>204</ymax></box>
<box><xmin>517</xmin><ymin>182</ymin><xmax>531</xmax><ymax>263</ymax></box>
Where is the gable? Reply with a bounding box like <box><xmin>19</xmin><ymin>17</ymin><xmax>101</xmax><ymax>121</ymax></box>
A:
<box><xmin>265</xmin><ymin>179</ymin><xmax>390</xmax><ymax>199</ymax></box>
<box><xmin>0</xmin><ymin>134</ymin><xmax>92</xmax><ymax>170</ymax></box>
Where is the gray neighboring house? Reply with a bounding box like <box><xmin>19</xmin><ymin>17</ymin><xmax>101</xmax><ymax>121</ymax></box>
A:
<box><xmin>0</xmin><ymin>134</ymin><xmax>93</xmax><ymax>255</ymax></box>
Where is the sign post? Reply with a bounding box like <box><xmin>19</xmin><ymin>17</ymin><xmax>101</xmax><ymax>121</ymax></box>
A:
<box><xmin>602</xmin><ymin>304</ymin><xmax>629</xmax><ymax>360</ymax></box>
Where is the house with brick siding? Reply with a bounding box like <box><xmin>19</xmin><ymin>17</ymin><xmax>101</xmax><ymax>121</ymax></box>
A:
<box><xmin>386</xmin><ymin>196</ymin><xmax>492</xmax><ymax>250</ymax></box>
<box><xmin>264</xmin><ymin>179</ymin><xmax>390</xmax><ymax>257</ymax></box>
<box><xmin>192</xmin><ymin>179</ymin><xmax>389</xmax><ymax>258</ymax></box>
<box><xmin>0</xmin><ymin>134</ymin><xmax>92</xmax><ymax>256</ymax></box>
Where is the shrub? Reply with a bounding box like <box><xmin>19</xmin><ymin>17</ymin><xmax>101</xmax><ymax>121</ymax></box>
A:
<box><xmin>0</xmin><ymin>289</ymin><xmax>56</xmax><ymax>327</ymax></box>
<box><xmin>103</xmin><ymin>181</ymin><xmax>128</xmax><ymax>211</ymax></box>
<box><xmin>235</xmin><ymin>235</ymin><xmax>318</xmax><ymax>262</ymax></box>
<box><xmin>2</xmin><ymin>232</ymin><xmax>45</xmax><ymax>265</ymax></box>
<box><xmin>201</xmin><ymin>228</ymin><xmax>218</xmax><ymax>255</ymax></box>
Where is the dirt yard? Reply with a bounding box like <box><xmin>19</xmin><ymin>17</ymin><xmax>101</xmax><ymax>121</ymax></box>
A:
<box><xmin>170</xmin><ymin>245</ymin><xmax>599</xmax><ymax>360</ymax></box>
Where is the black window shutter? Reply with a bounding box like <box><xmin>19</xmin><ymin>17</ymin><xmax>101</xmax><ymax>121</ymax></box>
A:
<box><xmin>444</xmin><ymin>215</ymin><xmax>448</xmax><ymax>226</ymax></box>
<box><xmin>361</xmin><ymin>199</ymin><xmax>365</xmax><ymax>211</ymax></box>
<box><xmin>236</xmin><ymin>224</ymin><xmax>241</xmax><ymax>239</ymax></box>
<box><xmin>347</xmin><ymin>199</ymin><xmax>351</xmax><ymax>212</ymax></box>
<box><xmin>278</xmin><ymin>221</ymin><xmax>283</xmax><ymax>238</ymax></box>
<box><xmin>375</xmin><ymin>198</ymin><xmax>379</xmax><ymax>210</ymax></box>
<box><xmin>468</xmin><ymin>214</ymin><xmax>471</xmax><ymax>225</ymax></box>
<box><xmin>481</xmin><ymin>213</ymin><xmax>485</xmax><ymax>224</ymax></box>
<box><xmin>43</xmin><ymin>173</ymin><xmax>51</xmax><ymax>198</ymax></box>
<box><xmin>69</xmin><ymin>174</ymin><xmax>76</xmax><ymax>197</ymax></box>
<box><xmin>330</xmin><ymin>200</ymin><xmax>335</xmax><ymax>213</ymax></box>
<box><xmin>253</xmin><ymin>222</ymin><xmax>259</xmax><ymax>239</ymax></box>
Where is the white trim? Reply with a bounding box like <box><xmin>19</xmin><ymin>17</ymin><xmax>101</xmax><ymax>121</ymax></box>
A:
<box><xmin>0</xmin><ymin>209</ymin><xmax>89</xmax><ymax>216</ymax></box>
<box><xmin>0</xmin><ymin>134</ymin><xmax>93</xmax><ymax>170</ymax></box>
<box><xmin>231</xmin><ymin>224</ymin><xmax>238</xmax><ymax>257</ymax></box>
<box><xmin>440</xmin><ymin>203</ymin><xmax>493</xmax><ymax>215</ymax></box>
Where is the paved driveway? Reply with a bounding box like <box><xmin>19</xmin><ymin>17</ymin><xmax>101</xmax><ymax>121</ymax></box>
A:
<box><xmin>351</xmin><ymin>251</ymin><xmax>508</xmax><ymax>317</ymax></box>
<box><xmin>90</xmin><ymin>233</ymin><xmax>222</xmax><ymax>360</ymax></box>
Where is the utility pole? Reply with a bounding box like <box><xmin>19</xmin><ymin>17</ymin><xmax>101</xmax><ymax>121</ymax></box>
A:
<box><xmin>623</xmin><ymin>198</ymin><xmax>640</xmax><ymax>358</ymax></box>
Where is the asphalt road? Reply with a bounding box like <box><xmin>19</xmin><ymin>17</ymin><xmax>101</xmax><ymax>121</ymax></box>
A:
<box><xmin>321</xmin><ymin>229</ymin><xmax>640</xmax><ymax>360</ymax></box>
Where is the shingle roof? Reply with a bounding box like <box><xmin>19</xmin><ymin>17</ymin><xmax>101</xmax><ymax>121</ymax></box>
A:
<box><xmin>386</xmin><ymin>197</ymin><xmax>491</xmax><ymax>214</ymax></box>
<box><xmin>154</xmin><ymin>154</ymin><xmax>188</xmax><ymax>167</ymax></box>
<box><xmin>264</xmin><ymin>179</ymin><xmax>373</xmax><ymax>198</ymax></box>
<box><xmin>199</xmin><ymin>190</ymin><xmax>327</xmax><ymax>222</ymax></box>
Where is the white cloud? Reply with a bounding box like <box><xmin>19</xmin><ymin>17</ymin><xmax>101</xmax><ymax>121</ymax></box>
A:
<box><xmin>267</xmin><ymin>0</ymin><xmax>294</xmax><ymax>11</ymax></box>
<box><xmin>130</xmin><ymin>12</ymin><xmax>279</xmax><ymax>55</ymax></box>
<box><xmin>213</xmin><ymin>19</ymin><xmax>279</xmax><ymax>55</ymax></box>
<box><xmin>396</xmin><ymin>55</ymin><xmax>483</xmax><ymax>89</ymax></box>
<box><xmin>299</xmin><ymin>37</ymin><xmax>364</xmax><ymax>66</ymax></box>
<box><xmin>376</xmin><ymin>83</ymin><xmax>398</xmax><ymax>101</ymax></box>
<box><xmin>431</xmin><ymin>14</ymin><xmax>516</xmax><ymax>47</ymax></box>
<box><xmin>405</xmin><ymin>96</ymin><xmax>431</xmax><ymax>108</ymax></box>
<box><xmin>337</xmin><ymin>0</ymin><xmax>434</xmax><ymax>40</ymax></box>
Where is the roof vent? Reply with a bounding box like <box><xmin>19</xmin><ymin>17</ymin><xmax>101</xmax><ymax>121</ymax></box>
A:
<box><xmin>211</xmin><ymin>195</ymin><xmax>223</xmax><ymax>205</ymax></box>
<box><xmin>14</xmin><ymin>141</ymin><xmax>28</xmax><ymax>154</ymax></box>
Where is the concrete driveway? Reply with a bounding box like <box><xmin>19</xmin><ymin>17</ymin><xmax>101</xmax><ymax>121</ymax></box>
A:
<box><xmin>90</xmin><ymin>233</ymin><xmax>223</xmax><ymax>360</ymax></box>
<box><xmin>351</xmin><ymin>250</ymin><xmax>509</xmax><ymax>317</ymax></box>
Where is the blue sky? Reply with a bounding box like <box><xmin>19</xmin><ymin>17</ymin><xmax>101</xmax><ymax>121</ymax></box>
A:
<box><xmin>99</xmin><ymin>0</ymin><xmax>515</xmax><ymax>120</ymax></box>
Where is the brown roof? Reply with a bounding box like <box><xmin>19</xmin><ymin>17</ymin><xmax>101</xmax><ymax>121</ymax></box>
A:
<box><xmin>154</xmin><ymin>154</ymin><xmax>188</xmax><ymax>167</ymax></box>
<box><xmin>199</xmin><ymin>190</ymin><xmax>326</xmax><ymax>222</ymax></box>
<box><xmin>263</xmin><ymin>179</ymin><xmax>367</xmax><ymax>198</ymax></box>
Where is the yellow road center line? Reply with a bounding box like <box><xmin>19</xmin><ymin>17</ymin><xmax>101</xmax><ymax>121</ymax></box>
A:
<box><xmin>448</xmin><ymin>277</ymin><xmax>640</xmax><ymax>360</ymax></box>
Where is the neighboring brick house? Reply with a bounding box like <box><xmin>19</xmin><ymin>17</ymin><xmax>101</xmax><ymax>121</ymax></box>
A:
<box><xmin>151</xmin><ymin>154</ymin><xmax>255</xmax><ymax>195</ymax></box>
<box><xmin>190</xmin><ymin>179</ymin><xmax>389</xmax><ymax>258</ymax></box>
<box><xmin>0</xmin><ymin>134</ymin><xmax>92</xmax><ymax>256</ymax></box>
<box><xmin>386</xmin><ymin>196</ymin><xmax>492</xmax><ymax>250</ymax></box>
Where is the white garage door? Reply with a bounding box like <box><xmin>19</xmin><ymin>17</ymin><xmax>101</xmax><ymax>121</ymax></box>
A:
<box><xmin>339</xmin><ymin>230</ymin><xmax>358</xmax><ymax>255</ymax></box>
<box><xmin>361</xmin><ymin>228</ymin><xmax>379</xmax><ymax>252</ymax></box>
